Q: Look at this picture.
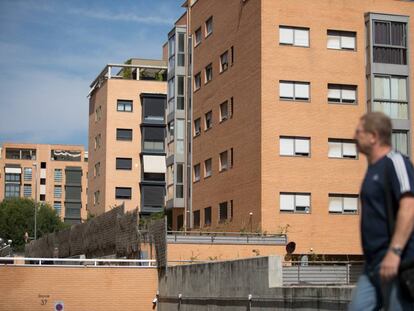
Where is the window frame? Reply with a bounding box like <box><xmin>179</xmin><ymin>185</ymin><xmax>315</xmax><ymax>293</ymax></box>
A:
<box><xmin>193</xmin><ymin>164</ymin><xmax>201</xmax><ymax>182</ymax></box>
<box><xmin>279</xmin><ymin>192</ymin><xmax>311</xmax><ymax>213</ymax></box>
<box><xmin>220</xmin><ymin>51</ymin><xmax>229</xmax><ymax>73</ymax></box>
<box><xmin>117</xmin><ymin>99</ymin><xmax>133</xmax><ymax>112</ymax></box>
<box><xmin>194</xmin><ymin>118</ymin><xmax>201</xmax><ymax>137</ymax></box>
<box><xmin>219</xmin><ymin>201</ymin><xmax>228</xmax><ymax>222</ymax></box>
<box><xmin>204</xmin><ymin>63</ymin><xmax>213</xmax><ymax>84</ymax></box>
<box><xmin>116</xmin><ymin>128</ymin><xmax>133</xmax><ymax>141</ymax></box>
<box><xmin>204</xmin><ymin>158</ymin><xmax>212</xmax><ymax>178</ymax></box>
<box><xmin>194</xmin><ymin>72</ymin><xmax>201</xmax><ymax>91</ymax></box>
<box><xmin>279</xmin><ymin>26</ymin><xmax>310</xmax><ymax>47</ymax></box>
<box><xmin>327</xmin><ymin>84</ymin><xmax>358</xmax><ymax>104</ymax></box>
<box><xmin>327</xmin><ymin>30</ymin><xmax>357</xmax><ymax>51</ymax></box>
<box><xmin>205</xmin><ymin>16</ymin><xmax>213</xmax><ymax>38</ymax></box>
<box><xmin>219</xmin><ymin>150</ymin><xmax>229</xmax><ymax>172</ymax></box>
<box><xmin>328</xmin><ymin>139</ymin><xmax>358</xmax><ymax>159</ymax></box>
<box><xmin>116</xmin><ymin>157</ymin><xmax>132</xmax><ymax>170</ymax></box>
<box><xmin>279</xmin><ymin>136</ymin><xmax>311</xmax><ymax>157</ymax></box>
<box><xmin>220</xmin><ymin>101</ymin><xmax>229</xmax><ymax>122</ymax></box>
<box><xmin>115</xmin><ymin>187</ymin><xmax>132</xmax><ymax>200</ymax></box>
<box><xmin>194</xmin><ymin>27</ymin><xmax>202</xmax><ymax>47</ymax></box>
<box><xmin>204</xmin><ymin>111</ymin><xmax>213</xmax><ymax>131</ymax></box>
<box><xmin>279</xmin><ymin>81</ymin><xmax>310</xmax><ymax>101</ymax></box>
<box><xmin>328</xmin><ymin>194</ymin><xmax>359</xmax><ymax>214</ymax></box>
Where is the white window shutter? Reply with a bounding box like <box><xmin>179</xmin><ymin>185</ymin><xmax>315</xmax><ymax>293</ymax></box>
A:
<box><xmin>327</xmin><ymin>35</ymin><xmax>340</xmax><ymax>49</ymax></box>
<box><xmin>343</xmin><ymin>197</ymin><xmax>358</xmax><ymax>211</ymax></box>
<box><xmin>295</xmin><ymin>138</ymin><xmax>309</xmax><ymax>154</ymax></box>
<box><xmin>343</xmin><ymin>143</ymin><xmax>357</xmax><ymax>157</ymax></box>
<box><xmin>280</xmin><ymin>82</ymin><xmax>294</xmax><ymax>98</ymax></box>
<box><xmin>328</xmin><ymin>87</ymin><xmax>341</xmax><ymax>100</ymax></box>
<box><xmin>328</xmin><ymin>142</ymin><xmax>342</xmax><ymax>158</ymax></box>
<box><xmin>279</xmin><ymin>27</ymin><xmax>293</xmax><ymax>44</ymax></box>
<box><xmin>341</xmin><ymin>36</ymin><xmax>355</xmax><ymax>49</ymax></box>
<box><xmin>280</xmin><ymin>138</ymin><xmax>294</xmax><ymax>155</ymax></box>
<box><xmin>280</xmin><ymin>194</ymin><xmax>295</xmax><ymax>211</ymax></box>
<box><xmin>342</xmin><ymin>89</ymin><xmax>356</xmax><ymax>101</ymax></box>
<box><xmin>329</xmin><ymin>197</ymin><xmax>343</xmax><ymax>212</ymax></box>
<box><xmin>296</xmin><ymin>194</ymin><xmax>310</xmax><ymax>207</ymax></box>
<box><xmin>294</xmin><ymin>29</ymin><xmax>309</xmax><ymax>46</ymax></box>
<box><xmin>295</xmin><ymin>83</ymin><xmax>309</xmax><ymax>99</ymax></box>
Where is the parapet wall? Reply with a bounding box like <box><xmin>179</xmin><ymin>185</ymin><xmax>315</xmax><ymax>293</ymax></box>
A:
<box><xmin>158</xmin><ymin>256</ymin><xmax>354</xmax><ymax>311</ymax></box>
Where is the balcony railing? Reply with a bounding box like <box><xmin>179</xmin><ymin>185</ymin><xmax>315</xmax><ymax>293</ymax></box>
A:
<box><xmin>89</xmin><ymin>63</ymin><xmax>167</xmax><ymax>97</ymax></box>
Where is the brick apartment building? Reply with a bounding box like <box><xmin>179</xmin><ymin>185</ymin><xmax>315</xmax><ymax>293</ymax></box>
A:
<box><xmin>163</xmin><ymin>0</ymin><xmax>413</xmax><ymax>255</ymax></box>
<box><xmin>0</xmin><ymin>143</ymin><xmax>88</xmax><ymax>223</ymax></box>
<box><xmin>87</xmin><ymin>59</ymin><xmax>168</xmax><ymax>217</ymax></box>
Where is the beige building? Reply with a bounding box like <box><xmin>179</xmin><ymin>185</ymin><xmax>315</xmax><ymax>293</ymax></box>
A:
<box><xmin>0</xmin><ymin>143</ymin><xmax>88</xmax><ymax>223</ymax></box>
<box><xmin>87</xmin><ymin>59</ymin><xmax>168</xmax><ymax>216</ymax></box>
<box><xmin>164</xmin><ymin>0</ymin><xmax>414</xmax><ymax>256</ymax></box>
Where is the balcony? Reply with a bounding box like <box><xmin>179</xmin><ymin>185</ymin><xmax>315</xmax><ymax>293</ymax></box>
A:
<box><xmin>89</xmin><ymin>59</ymin><xmax>167</xmax><ymax>97</ymax></box>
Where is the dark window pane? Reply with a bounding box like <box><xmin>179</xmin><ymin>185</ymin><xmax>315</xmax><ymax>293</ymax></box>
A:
<box><xmin>115</xmin><ymin>187</ymin><xmax>132</xmax><ymax>199</ymax></box>
<box><xmin>142</xmin><ymin>185</ymin><xmax>164</xmax><ymax>207</ymax></box>
<box><xmin>116</xmin><ymin>129</ymin><xmax>133</xmax><ymax>141</ymax></box>
<box><xmin>116</xmin><ymin>158</ymin><xmax>132</xmax><ymax>170</ymax></box>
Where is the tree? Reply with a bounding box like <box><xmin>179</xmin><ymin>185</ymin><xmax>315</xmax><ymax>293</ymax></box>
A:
<box><xmin>0</xmin><ymin>198</ymin><xmax>68</xmax><ymax>251</ymax></box>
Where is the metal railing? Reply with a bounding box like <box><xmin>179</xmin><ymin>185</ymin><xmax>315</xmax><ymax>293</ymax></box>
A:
<box><xmin>282</xmin><ymin>261</ymin><xmax>364</xmax><ymax>285</ymax></box>
<box><xmin>0</xmin><ymin>257</ymin><xmax>157</xmax><ymax>268</ymax></box>
<box><xmin>167</xmin><ymin>231</ymin><xmax>287</xmax><ymax>245</ymax></box>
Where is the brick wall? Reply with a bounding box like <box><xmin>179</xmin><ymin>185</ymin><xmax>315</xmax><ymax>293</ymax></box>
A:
<box><xmin>0</xmin><ymin>266</ymin><xmax>158</xmax><ymax>311</ymax></box>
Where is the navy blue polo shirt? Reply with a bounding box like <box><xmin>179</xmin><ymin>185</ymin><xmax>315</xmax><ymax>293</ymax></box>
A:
<box><xmin>360</xmin><ymin>151</ymin><xmax>414</xmax><ymax>268</ymax></box>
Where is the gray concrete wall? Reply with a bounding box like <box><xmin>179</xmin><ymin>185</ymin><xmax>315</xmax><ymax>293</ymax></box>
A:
<box><xmin>158</xmin><ymin>256</ymin><xmax>354</xmax><ymax>311</ymax></box>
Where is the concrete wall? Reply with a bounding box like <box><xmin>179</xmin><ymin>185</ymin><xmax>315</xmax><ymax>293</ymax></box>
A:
<box><xmin>0</xmin><ymin>265</ymin><xmax>158</xmax><ymax>311</ymax></box>
<box><xmin>158</xmin><ymin>256</ymin><xmax>353</xmax><ymax>311</ymax></box>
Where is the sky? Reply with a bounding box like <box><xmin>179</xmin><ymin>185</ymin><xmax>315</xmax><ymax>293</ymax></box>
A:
<box><xmin>0</xmin><ymin>0</ymin><xmax>185</xmax><ymax>148</ymax></box>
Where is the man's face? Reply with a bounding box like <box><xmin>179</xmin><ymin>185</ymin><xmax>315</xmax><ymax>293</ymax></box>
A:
<box><xmin>354</xmin><ymin>121</ymin><xmax>374</xmax><ymax>156</ymax></box>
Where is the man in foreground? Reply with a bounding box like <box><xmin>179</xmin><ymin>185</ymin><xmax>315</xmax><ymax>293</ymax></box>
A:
<box><xmin>349</xmin><ymin>112</ymin><xmax>414</xmax><ymax>311</ymax></box>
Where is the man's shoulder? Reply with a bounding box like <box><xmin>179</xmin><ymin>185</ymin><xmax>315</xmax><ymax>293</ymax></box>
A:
<box><xmin>386</xmin><ymin>151</ymin><xmax>412</xmax><ymax>169</ymax></box>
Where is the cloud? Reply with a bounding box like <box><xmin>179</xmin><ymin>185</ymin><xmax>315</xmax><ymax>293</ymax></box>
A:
<box><xmin>67</xmin><ymin>8</ymin><xmax>175</xmax><ymax>26</ymax></box>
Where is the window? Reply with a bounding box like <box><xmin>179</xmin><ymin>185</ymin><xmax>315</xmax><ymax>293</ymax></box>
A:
<box><xmin>327</xmin><ymin>30</ymin><xmax>356</xmax><ymax>50</ymax></box>
<box><xmin>328</xmin><ymin>84</ymin><xmax>357</xmax><ymax>104</ymax></box>
<box><xmin>205</xmin><ymin>16</ymin><xmax>213</xmax><ymax>37</ymax></box>
<box><xmin>195</xmin><ymin>27</ymin><xmax>202</xmax><ymax>46</ymax></box>
<box><xmin>328</xmin><ymin>139</ymin><xmax>358</xmax><ymax>159</ymax></box>
<box><xmin>94</xmin><ymin>190</ymin><xmax>100</xmax><ymax>205</ymax></box>
<box><xmin>23</xmin><ymin>184</ymin><xmax>32</xmax><ymax>197</ymax></box>
<box><xmin>392</xmin><ymin>131</ymin><xmax>408</xmax><ymax>156</ymax></box>
<box><xmin>168</xmin><ymin>121</ymin><xmax>174</xmax><ymax>141</ymax></box>
<box><xmin>204</xmin><ymin>207</ymin><xmax>212</xmax><ymax>226</ymax></box>
<box><xmin>117</xmin><ymin>129</ymin><xmax>133</xmax><ymax>141</ymax></box>
<box><xmin>194</xmin><ymin>118</ymin><xmax>201</xmax><ymax>136</ymax></box>
<box><xmin>5</xmin><ymin>173</ymin><xmax>20</xmax><ymax>182</ymax></box>
<box><xmin>40</xmin><ymin>178</ymin><xmax>46</xmax><ymax>185</ymax></box>
<box><xmin>193</xmin><ymin>210</ymin><xmax>200</xmax><ymax>228</ymax></box>
<box><xmin>280</xmin><ymin>137</ymin><xmax>310</xmax><ymax>157</ymax></box>
<box><xmin>230</xmin><ymin>97</ymin><xmax>234</xmax><ymax>118</ymax></box>
<box><xmin>205</xmin><ymin>111</ymin><xmax>212</xmax><ymax>130</ymax></box>
<box><xmin>205</xmin><ymin>63</ymin><xmax>213</xmax><ymax>83</ymax></box>
<box><xmin>5</xmin><ymin>183</ymin><xmax>20</xmax><ymax>198</ymax></box>
<box><xmin>219</xmin><ymin>151</ymin><xmax>228</xmax><ymax>171</ymax></box>
<box><xmin>41</xmin><ymin>162</ymin><xmax>46</xmax><ymax>169</ymax></box>
<box><xmin>372</xmin><ymin>76</ymin><xmax>408</xmax><ymax>119</ymax></box>
<box><xmin>54</xmin><ymin>185</ymin><xmax>62</xmax><ymax>198</ymax></box>
<box><xmin>95</xmin><ymin>105</ymin><xmax>102</xmax><ymax>122</ymax></box>
<box><xmin>204</xmin><ymin>158</ymin><xmax>212</xmax><ymax>178</ymax></box>
<box><xmin>177</xmin><ymin>76</ymin><xmax>185</xmax><ymax>110</ymax></box>
<box><xmin>220</xmin><ymin>51</ymin><xmax>228</xmax><ymax>72</ymax></box>
<box><xmin>141</xmin><ymin>185</ymin><xmax>164</xmax><ymax>211</ymax></box>
<box><xmin>168</xmin><ymin>34</ymin><xmax>175</xmax><ymax>71</ymax></box>
<box><xmin>93</xmin><ymin>162</ymin><xmax>100</xmax><ymax>177</ymax></box>
<box><xmin>54</xmin><ymin>169</ymin><xmax>62</xmax><ymax>182</ymax></box>
<box><xmin>279</xmin><ymin>81</ymin><xmax>310</xmax><ymax>101</ymax></box>
<box><xmin>329</xmin><ymin>194</ymin><xmax>358</xmax><ymax>214</ymax></box>
<box><xmin>116</xmin><ymin>158</ymin><xmax>132</xmax><ymax>170</ymax></box>
<box><xmin>54</xmin><ymin>201</ymin><xmax>62</xmax><ymax>216</ymax></box>
<box><xmin>6</xmin><ymin>148</ymin><xmax>36</xmax><ymax>160</ymax></box>
<box><xmin>219</xmin><ymin>202</ymin><xmax>228</xmax><ymax>222</ymax></box>
<box><xmin>115</xmin><ymin>187</ymin><xmax>132</xmax><ymax>200</ymax></box>
<box><xmin>280</xmin><ymin>193</ymin><xmax>311</xmax><ymax>213</ymax></box>
<box><xmin>230</xmin><ymin>148</ymin><xmax>234</xmax><ymax>168</ymax></box>
<box><xmin>117</xmin><ymin>100</ymin><xmax>133</xmax><ymax>112</ymax></box>
<box><xmin>373</xmin><ymin>20</ymin><xmax>407</xmax><ymax>65</ymax></box>
<box><xmin>24</xmin><ymin>168</ymin><xmax>32</xmax><ymax>181</ymax></box>
<box><xmin>194</xmin><ymin>72</ymin><xmax>201</xmax><ymax>90</ymax></box>
<box><xmin>177</xmin><ymin>33</ymin><xmax>185</xmax><ymax>67</ymax></box>
<box><xmin>220</xmin><ymin>101</ymin><xmax>228</xmax><ymax>122</ymax></box>
<box><xmin>40</xmin><ymin>194</ymin><xmax>45</xmax><ymax>201</ymax></box>
<box><xmin>279</xmin><ymin>26</ymin><xmax>309</xmax><ymax>47</ymax></box>
<box><xmin>176</xmin><ymin>163</ymin><xmax>184</xmax><ymax>198</ymax></box>
<box><xmin>193</xmin><ymin>164</ymin><xmax>201</xmax><ymax>182</ymax></box>
<box><xmin>176</xmin><ymin>120</ymin><xmax>185</xmax><ymax>155</ymax></box>
<box><xmin>142</xmin><ymin>95</ymin><xmax>165</xmax><ymax>122</ymax></box>
<box><xmin>230</xmin><ymin>200</ymin><xmax>233</xmax><ymax>220</ymax></box>
<box><xmin>231</xmin><ymin>46</ymin><xmax>234</xmax><ymax>65</ymax></box>
<box><xmin>94</xmin><ymin>134</ymin><xmax>101</xmax><ymax>150</ymax></box>
<box><xmin>143</xmin><ymin>127</ymin><xmax>165</xmax><ymax>152</ymax></box>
